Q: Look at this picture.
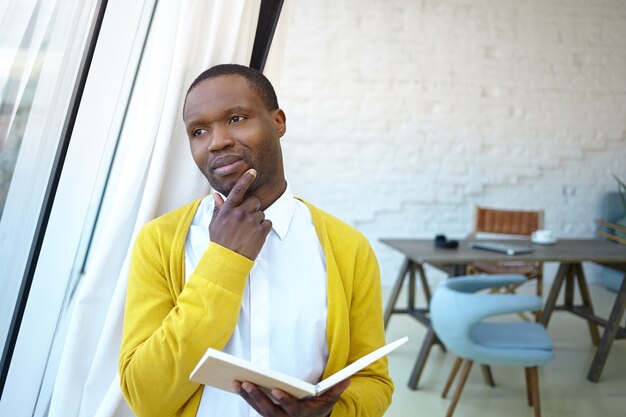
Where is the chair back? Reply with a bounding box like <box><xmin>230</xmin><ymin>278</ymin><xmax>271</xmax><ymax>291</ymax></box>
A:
<box><xmin>430</xmin><ymin>275</ymin><xmax>553</xmax><ymax>366</ymax></box>
<box><xmin>594</xmin><ymin>219</ymin><xmax>626</xmax><ymax>292</ymax></box>
<box><xmin>472</xmin><ymin>206</ymin><xmax>543</xmax><ymax>237</ymax></box>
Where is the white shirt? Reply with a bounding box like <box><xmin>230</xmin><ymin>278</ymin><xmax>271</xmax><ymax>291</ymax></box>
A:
<box><xmin>185</xmin><ymin>185</ymin><xmax>328</xmax><ymax>417</ymax></box>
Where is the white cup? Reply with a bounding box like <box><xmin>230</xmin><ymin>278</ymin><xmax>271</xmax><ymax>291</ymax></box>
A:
<box><xmin>531</xmin><ymin>229</ymin><xmax>555</xmax><ymax>243</ymax></box>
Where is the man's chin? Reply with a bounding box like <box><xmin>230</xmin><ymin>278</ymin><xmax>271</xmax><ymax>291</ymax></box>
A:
<box><xmin>209</xmin><ymin>183</ymin><xmax>232</xmax><ymax>197</ymax></box>
<box><xmin>208</xmin><ymin>179</ymin><xmax>239</xmax><ymax>198</ymax></box>
<box><xmin>207</xmin><ymin>171</ymin><xmax>258</xmax><ymax>197</ymax></box>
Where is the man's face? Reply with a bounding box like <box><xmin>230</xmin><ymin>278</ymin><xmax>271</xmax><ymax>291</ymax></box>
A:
<box><xmin>183</xmin><ymin>75</ymin><xmax>286</xmax><ymax>197</ymax></box>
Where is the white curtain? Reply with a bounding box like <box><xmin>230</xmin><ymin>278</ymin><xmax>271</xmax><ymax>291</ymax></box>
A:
<box><xmin>47</xmin><ymin>1</ymin><xmax>288</xmax><ymax>416</ymax></box>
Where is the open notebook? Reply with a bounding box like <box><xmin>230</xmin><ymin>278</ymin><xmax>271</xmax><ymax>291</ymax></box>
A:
<box><xmin>189</xmin><ymin>336</ymin><xmax>409</xmax><ymax>399</ymax></box>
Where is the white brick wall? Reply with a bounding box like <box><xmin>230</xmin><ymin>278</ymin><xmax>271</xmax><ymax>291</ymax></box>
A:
<box><xmin>276</xmin><ymin>0</ymin><xmax>626</xmax><ymax>286</ymax></box>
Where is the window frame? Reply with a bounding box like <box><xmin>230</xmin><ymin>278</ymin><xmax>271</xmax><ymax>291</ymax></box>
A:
<box><xmin>0</xmin><ymin>0</ymin><xmax>158</xmax><ymax>414</ymax></box>
<box><xmin>0</xmin><ymin>0</ymin><xmax>111</xmax><ymax>395</ymax></box>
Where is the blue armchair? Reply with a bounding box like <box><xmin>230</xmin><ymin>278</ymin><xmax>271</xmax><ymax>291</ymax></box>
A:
<box><xmin>430</xmin><ymin>274</ymin><xmax>555</xmax><ymax>417</ymax></box>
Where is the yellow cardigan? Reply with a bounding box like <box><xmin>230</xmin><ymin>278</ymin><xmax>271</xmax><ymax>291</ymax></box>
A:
<box><xmin>119</xmin><ymin>198</ymin><xmax>393</xmax><ymax>417</ymax></box>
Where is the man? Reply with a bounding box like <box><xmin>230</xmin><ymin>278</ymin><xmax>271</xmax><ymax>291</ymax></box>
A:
<box><xmin>119</xmin><ymin>64</ymin><xmax>392</xmax><ymax>417</ymax></box>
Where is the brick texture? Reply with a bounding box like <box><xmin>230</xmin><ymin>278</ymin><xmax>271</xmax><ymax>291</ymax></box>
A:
<box><xmin>276</xmin><ymin>0</ymin><xmax>626</xmax><ymax>286</ymax></box>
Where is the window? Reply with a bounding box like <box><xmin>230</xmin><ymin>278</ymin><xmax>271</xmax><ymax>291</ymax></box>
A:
<box><xmin>0</xmin><ymin>1</ymin><xmax>277</xmax><ymax>414</ymax></box>
<box><xmin>0</xmin><ymin>0</ymin><xmax>104</xmax><ymax>371</ymax></box>
<box><xmin>0</xmin><ymin>0</ymin><xmax>156</xmax><ymax>413</ymax></box>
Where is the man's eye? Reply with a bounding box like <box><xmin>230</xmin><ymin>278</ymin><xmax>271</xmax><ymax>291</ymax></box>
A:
<box><xmin>228</xmin><ymin>115</ymin><xmax>245</xmax><ymax>124</ymax></box>
<box><xmin>192</xmin><ymin>128</ymin><xmax>206</xmax><ymax>137</ymax></box>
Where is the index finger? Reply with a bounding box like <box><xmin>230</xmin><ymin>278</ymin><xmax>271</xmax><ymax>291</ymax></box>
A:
<box><xmin>225</xmin><ymin>168</ymin><xmax>257</xmax><ymax>207</ymax></box>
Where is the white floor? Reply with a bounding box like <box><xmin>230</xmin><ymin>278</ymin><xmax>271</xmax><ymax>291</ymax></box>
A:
<box><xmin>383</xmin><ymin>281</ymin><xmax>626</xmax><ymax>417</ymax></box>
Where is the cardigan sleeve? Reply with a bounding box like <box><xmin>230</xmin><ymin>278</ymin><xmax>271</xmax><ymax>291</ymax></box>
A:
<box><xmin>331</xmin><ymin>240</ymin><xmax>394</xmax><ymax>417</ymax></box>
<box><xmin>119</xmin><ymin>225</ymin><xmax>253</xmax><ymax>417</ymax></box>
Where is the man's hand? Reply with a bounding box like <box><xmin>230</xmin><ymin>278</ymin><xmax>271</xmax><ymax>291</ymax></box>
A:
<box><xmin>209</xmin><ymin>169</ymin><xmax>272</xmax><ymax>260</ymax></box>
<box><xmin>234</xmin><ymin>379</ymin><xmax>350</xmax><ymax>417</ymax></box>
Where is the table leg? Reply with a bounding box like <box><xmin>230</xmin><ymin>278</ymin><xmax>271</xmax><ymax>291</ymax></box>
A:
<box><xmin>480</xmin><ymin>365</ymin><xmax>495</xmax><ymax>387</ymax></box>
<box><xmin>416</xmin><ymin>263</ymin><xmax>431</xmax><ymax>304</ymax></box>
<box><xmin>564</xmin><ymin>269</ymin><xmax>575</xmax><ymax>307</ymax></box>
<box><xmin>540</xmin><ymin>263</ymin><xmax>570</xmax><ymax>327</ymax></box>
<box><xmin>408</xmin><ymin>262</ymin><xmax>416</xmax><ymax>310</ymax></box>
<box><xmin>408</xmin><ymin>327</ymin><xmax>438</xmax><ymax>390</ymax></box>
<box><xmin>384</xmin><ymin>258</ymin><xmax>410</xmax><ymax>328</ymax></box>
<box><xmin>587</xmin><ymin>273</ymin><xmax>626</xmax><ymax>382</ymax></box>
<box><xmin>573</xmin><ymin>263</ymin><xmax>600</xmax><ymax>346</ymax></box>
<box><xmin>453</xmin><ymin>264</ymin><xmax>467</xmax><ymax>276</ymax></box>
<box><xmin>384</xmin><ymin>257</ymin><xmax>451</xmax><ymax>389</ymax></box>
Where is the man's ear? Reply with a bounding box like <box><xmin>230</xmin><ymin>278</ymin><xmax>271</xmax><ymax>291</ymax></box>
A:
<box><xmin>274</xmin><ymin>109</ymin><xmax>286</xmax><ymax>137</ymax></box>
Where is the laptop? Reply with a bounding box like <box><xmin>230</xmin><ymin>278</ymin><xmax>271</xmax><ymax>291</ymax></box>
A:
<box><xmin>468</xmin><ymin>240</ymin><xmax>534</xmax><ymax>256</ymax></box>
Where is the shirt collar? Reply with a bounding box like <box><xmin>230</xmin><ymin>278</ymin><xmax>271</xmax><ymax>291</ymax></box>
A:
<box><xmin>263</xmin><ymin>183</ymin><xmax>296</xmax><ymax>241</ymax></box>
<box><xmin>211</xmin><ymin>183</ymin><xmax>295</xmax><ymax>241</ymax></box>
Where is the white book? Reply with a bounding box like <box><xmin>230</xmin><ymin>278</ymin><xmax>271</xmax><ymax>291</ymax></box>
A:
<box><xmin>189</xmin><ymin>336</ymin><xmax>409</xmax><ymax>399</ymax></box>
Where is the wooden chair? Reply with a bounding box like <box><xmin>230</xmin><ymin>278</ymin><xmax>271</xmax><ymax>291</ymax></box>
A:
<box><xmin>594</xmin><ymin>219</ymin><xmax>626</xmax><ymax>291</ymax></box>
<box><xmin>596</xmin><ymin>219</ymin><xmax>626</xmax><ymax>245</ymax></box>
<box><xmin>467</xmin><ymin>206</ymin><xmax>544</xmax><ymax>320</ymax></box>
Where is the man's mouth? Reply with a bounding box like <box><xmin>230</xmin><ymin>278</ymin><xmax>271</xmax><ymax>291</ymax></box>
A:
<box><xmin>211</xmin><ymin>155</ymin><xmax>246</xmax><ymax>177</ymax></box>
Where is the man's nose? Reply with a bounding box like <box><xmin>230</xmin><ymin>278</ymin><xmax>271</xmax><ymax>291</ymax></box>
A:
<box><xmin>207</xmin><ymin>125</ymin><xmax>234</xmax><ymax>151</ymax></box>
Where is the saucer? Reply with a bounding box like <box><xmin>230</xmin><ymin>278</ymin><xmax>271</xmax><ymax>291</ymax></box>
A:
<box><xmin>532</xmin><ymin>237</ymin><xmax>557</xmax><ymax>245</ymax></box>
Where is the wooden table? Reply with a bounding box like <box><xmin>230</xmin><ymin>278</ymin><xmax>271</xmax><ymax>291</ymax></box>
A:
<box><xmin>382</xmin><ymin>238</ymin><xmax>626</xmax><ymax>389</ymax></box>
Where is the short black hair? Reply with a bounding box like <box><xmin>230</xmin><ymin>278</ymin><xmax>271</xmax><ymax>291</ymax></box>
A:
<box><xmin>185</xmin><ymin>64</ymin><xmax>279</xmax><ymax>111</ymax></box>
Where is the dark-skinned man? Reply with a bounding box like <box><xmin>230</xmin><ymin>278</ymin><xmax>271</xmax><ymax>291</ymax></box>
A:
<box><xmin>119</xmin><ymin>64</ymin><xmax>392</xmax><ymax>417</ymax></box>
